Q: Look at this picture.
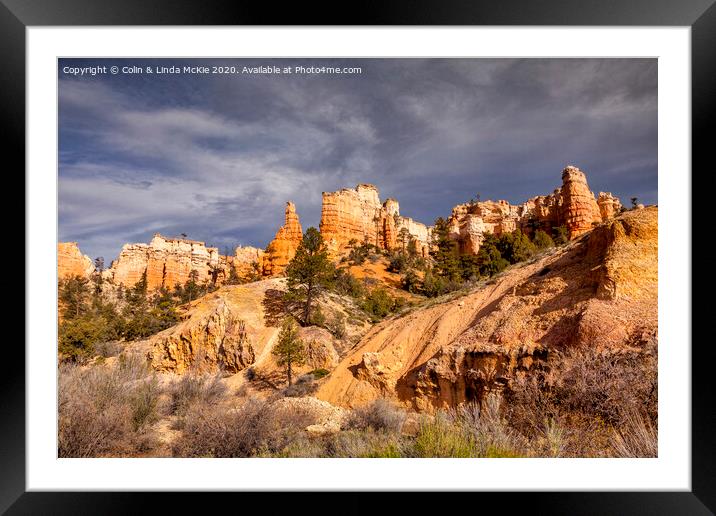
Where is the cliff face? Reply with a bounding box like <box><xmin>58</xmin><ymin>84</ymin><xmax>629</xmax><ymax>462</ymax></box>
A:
<box><xmin>58</xmin><ymin>242</ymin><xmax>95</xmax><ymax>279</ymax></box>
<box><xmin>319</xmin><ymin>184</ymin><xmax>431</xmax><ymax>257</ymax></box>
<box><xmin>232</xmin><ymin>246</ymin><xmax>265</xmax><ymax>278</ymax></box>
<box><xmin>105</xmin><ymin>235</ymin><xmax>268</xmax><ymax>290</ymax></box>
<box><xmin>106</xmin><ymin>234</ymin><xmax>225</xmax><ymax>290</ymax></box>
<box><xmin>447</xmin><ymin>166</ymin><xmax>619</xmax><ymax>255</ymax></box>
<box><xmin>317</xmin><ymin>207</ymin><xmax>657</xmax><ymax>411</ymax></box>
<box><xmin>263</xmin><ymin>202</ymin><xmax>303</xmax><ymax>276</ymax></box>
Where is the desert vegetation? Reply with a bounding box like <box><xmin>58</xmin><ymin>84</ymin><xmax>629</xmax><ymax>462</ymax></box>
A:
<box><xmin>58</xmin><ymin>341</ymin><xmax>656</xmax><ymax>458</ymax></box>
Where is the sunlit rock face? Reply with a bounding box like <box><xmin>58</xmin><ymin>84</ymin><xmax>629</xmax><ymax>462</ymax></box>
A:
<box><xmin>319</xmin><ymin>184</ymin><xmax>432</xmax><ymax>257</ymax></box>
<box><xmin>446</xmin><ymin>166</ymin><xmax>619</xmax><ymax>254</ymax></box>
<box><xmin>262</xmin><ymin>201</ymin><xmax>304</xmax><ymax>276</ymax></box>
<box><xmin>106</xmin><ymin>234</ymin><xmax>224</xmax><ymax>290</ymax></box>
<box><xmin>558</xmin><ymin>165</ymin><xmax>604</xmax><ymax>238</ymax></box>
<box><xmin>57</xmin><ymin>242</ymin><xmax>95</xmax><ymax>279</ymax></box>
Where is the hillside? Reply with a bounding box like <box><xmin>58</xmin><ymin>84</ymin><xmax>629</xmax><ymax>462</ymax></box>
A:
<box><xmin>317</xmin><ymin>207</ymin><xmax>657</xmax><ymax>411</ymax></box>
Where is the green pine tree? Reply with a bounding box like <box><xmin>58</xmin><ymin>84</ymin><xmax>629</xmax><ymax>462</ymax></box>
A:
<box><xmin>272</xmin><ymin>317</ymin><xmax>306</xmax><ymax>386</ymax></box>
<box><xmin>429</xmin><ymin>217</ymin><xmax>461</xmax><ymax>281</ymax></box>
<box><xmin>59</xmin><ymin>275</ymin><xmax>91</xmax><ymax>319</ymax></box>
<box><xmin>285</xmin><ymin>227</ymin><xmax>334</xmax><ymax>325</ymax></box>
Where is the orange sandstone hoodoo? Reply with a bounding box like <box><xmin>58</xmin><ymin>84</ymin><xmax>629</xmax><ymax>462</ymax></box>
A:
<box><xmin>57</xmin><ymin>165</ymin><xmax>622</xmax><ymax>287</ymax></box>
<box><xmin>262</xmin><ymin>201</ymin><xmax>304</xmax><ymax>276</ymax></box>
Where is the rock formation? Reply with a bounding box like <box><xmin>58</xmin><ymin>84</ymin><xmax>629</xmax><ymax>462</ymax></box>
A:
<box><xmin>64</xmin><ymin>165</ymin><xmax>621</xmax><ymax>289</ymax></box>
<box><xmin>263</xmin><ymin>202</ymin><xmax>303</xmax><ymax>276</ymax></box>
<box><xmin>317</xmin><ymin>207</ymin><xmax>657</xmax><ymax>411</ymax></box>
<box><xmin>597</xmin><ymin>191</ymin><xmax>623</xmax><ymax>220</ymax></box>
<box><xmin>232</xmin><ymin>246</ymin><xmax>265</xmax><ymax>278</ymax></box>
<box><xmin>57</xmin><ymin>242</ymin><xmax>95</xmax><ymax>279</ymax></box>
<box><xmin>319</xmin><ymin>184</ymin><xmax>431</xmax><ymax>257</ymax></box>
<box><xmin>106</xmin><ymin>234</ymin><xmax>226</xmax><ymax>290</ymax></box>
<box><xmin>142</xmin><ymin>277</ymin><xmax>366</xmax><ymax>376</ymax></box>
<box><xmin>149</xmin><ymin>300</ymin><xmax>255</xmax><ymax>374</ymax></box>
<box><xmin>558</xmin><ymin>165</ymin><xmax>603</xmax><ymax>237</ymax></box>
<box><xmin>446</xmin><ymin>165</ymin><xmax>620</xmax><ymax>255</ymax></box>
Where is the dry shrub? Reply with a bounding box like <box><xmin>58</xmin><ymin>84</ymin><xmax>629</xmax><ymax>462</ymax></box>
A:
<box><xmin>169</xmin><ymin>372</ymin><xmax>227</xmax><ymax>418</ymax></box>
<box><xmin>610</xmin><ymin>407</ymin><xmax>658</xmax><ymax>457</ymax></box>
<box><xmin>58</xmin><ymin>354</ymin><xmax>162</xmax><ymax>457</ymax></box>
<box><xmin>503</xmin><ymin>343</ymin><xmax>657</xmax><ymax>457</ymax></box>
<box><xmin>172</xmin><ymin>397</ymin><xmax>319</xmax><ymax>457</ymax></box>
<box><xmin>556</xmin><ymin>347</ymin><xmax>657</xmax><ymax>427</ymax></box>
<box><xmin>282</xmin><ymin>374</ymin><xmax>318</xmax><ymax>397</ymax></box>
<box><xmin>319</xmin><ymin>429</ymin><xmax>404</xmax><ymax>458</ymax></box>
<box><xmin>95</xmin><ymin>340</ymin><xmax>123</xmax><ymax>358</ymax></box>
<box><xmin>346</xmin><ymin>399</ymin><xmax>406</xmax><ymax>433</ymax></box>
<box><xmin>410</xmin><ymin>412</ymin><xmax>476</xmax><ymax>458</ymax></box>
<box><xmin>451</xmin><ymin>395</ymin><xmax>526</xmax><ymax>457</ymax></box>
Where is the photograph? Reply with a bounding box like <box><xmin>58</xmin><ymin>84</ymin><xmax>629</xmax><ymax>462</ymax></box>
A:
<box><xmin>56</xmin><ymin>57</ymin><xmax>658</xmax><ymax>459</ymax></box>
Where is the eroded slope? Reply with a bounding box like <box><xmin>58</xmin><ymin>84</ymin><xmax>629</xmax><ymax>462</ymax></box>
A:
<box><xmin>317</xmin><ymin>207</ymin><xmax>657</xmax><ymax>411</ymax></box>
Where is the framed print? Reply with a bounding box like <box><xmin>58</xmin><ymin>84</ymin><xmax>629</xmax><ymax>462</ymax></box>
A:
<box><xmin>5</xmin><ymin>0</ymin><xmax>714</xmax><ymax>512</ymax></box>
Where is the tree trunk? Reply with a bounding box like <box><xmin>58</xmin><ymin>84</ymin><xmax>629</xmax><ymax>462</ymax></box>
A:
<box><xmin>304</xmin><ymin>279</ymin><xmax>313</xmax><ymax>325</ymax></box>
<box><xmin>287</xmin><ymin>357</ymin><xmax>293</xmax><ymax>386</ymax></box>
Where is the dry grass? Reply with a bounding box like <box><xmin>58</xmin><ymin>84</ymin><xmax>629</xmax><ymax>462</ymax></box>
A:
<box><xmin>58</xmin><ymin>338</ymin><xmax>657</xmax><ymax>458</ymax></box>
<box><xmin>503</xmin><ymin>343</ymin><xmax>657</xmax><ymax>457</ymax></box>
<box><xmin>58</xmin><ymin>353</ymin><xmax>162</xmax><ymax>457</ymax></box>
<box><xmin>346</xmin><ymin>399</ymin><xmax>406</xmax><ymax>433</ymax></box>
<box><xmin>172</xmin><ymin>396</ymin><xmax>319</xmax><ymax>457</ymax></box>
<box><xmin>169</xmin><ymin>372</ymin><xmax>227</xmax><ymax>419</ymax></box>
<box><xmin>610</xmin><ymin>407</ymin><xmax>658</xmax><ymax>457</ymax></box>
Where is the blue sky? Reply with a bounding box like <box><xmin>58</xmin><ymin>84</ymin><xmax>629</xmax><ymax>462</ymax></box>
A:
<box><xmin>58</xmin><ymin>58</ymin><xmax>657</xmax><ymax>261</ymax></box>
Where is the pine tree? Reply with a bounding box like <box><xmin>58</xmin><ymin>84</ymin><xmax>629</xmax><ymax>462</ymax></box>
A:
<box><xmin>429</xmin><ymin>217</ymin><xmax>461</xmax><ymax>281</ymax></box>
<box><xmin>182</xmin><ymin>269</ymin><xmax>201</xmax><ymax>303</ymax></box>
<box><xmin>272</xmin><ymin>317</ymin><xmax>306</xmax><ymax>386</ymax></box>
<box><xmin>477</xmin><ymin>235</ymin><xmax>509</xmax><ymax>277</ymax></box>
<box><xmin>397</xmin><ymin>227</ymin><xmax>411</xmax><ymax>253</ymax></box>
<box><xmin>552</xmin><ymin>225</ymin><xmax>569</xmax><ymax>246</ymax></box>
<box><xmin>285</xmin><ymin>227</ymin><xmax>334</xmax><ymax>325</ymax></box>
<box><xmin>59</xmin><ymin>275</ymin><xmax>91</xmax><ymax>319</ymax></box>
<box><xmin>532</xmin><ymin>229</ymin><xmax>554</xmax><ymax>249</ymax></box>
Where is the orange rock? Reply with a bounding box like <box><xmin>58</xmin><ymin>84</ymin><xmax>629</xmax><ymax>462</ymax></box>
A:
<box><xmin>597</xmin><ymin>191</ymin><xmax>623</xmax><ymax>221</ymax></box>
<box><xmin>558</xmin><ymin>165</ymin><xmax>603</xmax><ymax>237</ymax></box>
<box><xmin>57</xmin><ymin>242</ymin><xmax>95</xmax><ymax>280</ymax></box>
<box><xmin>317</xmin><ymin>207</ymin><xmax>657</xmax><ymax>411</ymax></box>
<box><xmin>263</xmin><ymin>202</ymin><xmax>303</xmax><ymax>276</ymax></box>
<box><xmin>232</xmin><ymin>245</ymin><xmax>265</xmax><ymax>278</ymax></box>
<box><xmin>319</xmin><ymin>184</ymin><xmax>431</xmax><ymax>257</ymax></box>
<box><xmin>107</xmin><ymin>234</ymin><xmax>224</xmax><ymax>290</ymax></box>
<box><xmin>447</xmin><ymin>165</ymin><xmax>619</xmax><ymax>254</ymax></box>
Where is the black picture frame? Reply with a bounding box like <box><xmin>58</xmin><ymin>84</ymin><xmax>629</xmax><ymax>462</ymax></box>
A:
<box><xmin>4</xmin><ymin>0</ymin><xmax>712</xmax><ymax>513</ymax></box>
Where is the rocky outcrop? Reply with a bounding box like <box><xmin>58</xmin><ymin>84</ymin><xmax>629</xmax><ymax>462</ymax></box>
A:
<box><xmin>319</xmin><ymin>184</ymin><xmax>431</xmax><ymax>257</ymax></box>
<box><xmin>57</xmin><ymin>242</ymin><xmax>95</xmax><ymax>279</ymax></box>
<box><xmin>105</xmin><ymin>234</ymin><xmax>226</xmax><ymax>290</ymax></box>
<box><xmin>300</xmin><ymin>326</ymin><xmax>340</xmax><ymax>370</ymax></box>
<box><xmin>142</xmin><ymin>277</ymin><xmax>366</xmax><ymax>377</ymax></box>
<box><xmin>149</xmin><ymin>300</ymin><xmax>255</xmax><ymax>374</ymax></box>
<box><xmin>263</xmin><ymin>202</ymin><xmax>303</xmax><ymax>276</ymax></box>
<box><xmin>597</xmin><ymin>192</ymin><xmax>623</xmax><ymax>221</ymax></box>
<box><xmin>232</xmin><ymin>246</ymin><xmax>265</xmax><ymax>278</ymax></box>
<box><xmin>558</xmin><ymin>165</ymin><xmax>603</xmax><ymax>237</ymax></box>
<box><xmin>447</xmin><ymin>166</ymin><xmax>619</xmax><ymax>255</ymax></box>
<box><xmin>317</xmin><ymin>207</ymin><xmax>657</xmax><ymax>411</ymax></box>
<box><xmin>447</xmin><ymin>200</ymin><xmax>523</xmax><ymax>254</ymax></box>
